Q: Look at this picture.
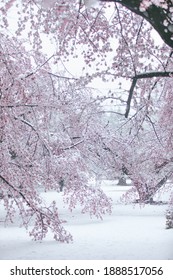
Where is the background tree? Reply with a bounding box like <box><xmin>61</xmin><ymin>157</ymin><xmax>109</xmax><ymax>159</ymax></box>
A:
<box><xmin>99</xmin><ymin>0</ymin><xmax>173</xmax><ymax>221</ymax></box>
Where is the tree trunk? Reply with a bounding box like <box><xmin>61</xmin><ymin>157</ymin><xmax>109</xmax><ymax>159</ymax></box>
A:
<box><xmin>135</xmin><ymin>177</ymin><xmax>168</xmax><ymax>203</ymax></box>
<box><xmin>59</xmin><ymin>178</ymin><xmax>64</xmax><ymax>192</ymax></box>
<box><xmin>117</xmin><ymin>176</ymin><xmax>127</xmax><ymax>186</ymax></box>
<box><xmin>166</xmin><ymin>208</ymin><xmax>173</xmax><ymax>229</ymax></box>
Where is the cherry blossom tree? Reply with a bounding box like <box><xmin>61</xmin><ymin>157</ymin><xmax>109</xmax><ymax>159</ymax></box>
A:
<box><xmin>99</xmin><ymin>0</ymin><xmax>173</xmax><ymax>225</ymax></box>
<box><xmin>0</xmin><ymin>33</ymin><xmax>112</xmax><ymax>241</ymax></box>
<box><xmin>1</xmin><ymin>0</ymin><xmax>173</xmax><ymax>235</ymax></box>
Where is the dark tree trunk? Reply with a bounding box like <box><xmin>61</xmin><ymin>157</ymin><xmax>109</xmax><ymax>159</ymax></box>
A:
<box><xmin>117</xmin><ymin>176</ymin><xmax>127</xmax><ymax>186</ymax></box>
<box><xmin>59</xmin><ymin>178</ymin><xmax>64</xmax><ymax>192</ymax></box>
<box><xmin>166</xmin><ymin>208</ymin><xmax>173</xmax><ymax>229</ymax></box>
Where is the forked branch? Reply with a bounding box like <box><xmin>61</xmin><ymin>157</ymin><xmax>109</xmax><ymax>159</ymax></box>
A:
<box><xmin>125</xmin><ymin>71</ymin><xmax>173</xmax><ymax>118</ymax></box>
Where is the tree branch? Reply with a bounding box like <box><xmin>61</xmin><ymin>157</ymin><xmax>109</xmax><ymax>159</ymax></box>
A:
<box><xmin>125</xmin><ymin>77</ymin><xmax>137</xmax><ymax>118</ymax></box>
<box><xmin>100</xmin><ymin>0</ymin><xmax>173</xmax><ymax>49</ymax></box>
<box><xmin>64</xmin><ymin>139</ymin><xmax>84</xmax><ymax>150</ymax></box>
<box><xmin>125</xmin><ymin>71</ymin><xmax>173</xmax><ymax>118</ymax></box>
<box><xmin>0</xmin><ymin>174</ymin><xmax>30</xmax><ymax>205</ymax></box>
<box><xmin>132</xmin><ymin>71</ymin><xmax>173</xmax><ymax>79</ymax></box>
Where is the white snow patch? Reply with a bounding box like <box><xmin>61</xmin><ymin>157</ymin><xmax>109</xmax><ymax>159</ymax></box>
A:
<box><xmin>0</xmin><ymin>182</ymin><xmax>173</xmax><ymax>260</ymax></box>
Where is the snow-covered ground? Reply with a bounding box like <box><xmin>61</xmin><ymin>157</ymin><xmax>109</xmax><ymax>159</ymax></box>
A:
<box><xmin>0</xmin><ymin>181</ymin><xmax>173</xmax><ymax>260</ymax></box>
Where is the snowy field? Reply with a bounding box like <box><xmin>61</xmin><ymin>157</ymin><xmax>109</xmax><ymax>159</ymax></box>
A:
<box><xmin>0</xmin><ymin>181</ymin><xmax>173</xmax><ymax>260</ymax></box>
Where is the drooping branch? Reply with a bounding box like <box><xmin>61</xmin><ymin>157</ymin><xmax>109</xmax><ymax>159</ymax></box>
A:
<box><xmin>125</xmin><ymin>71</ymin><xmax>173</xmax><ymax>118</ymax></box>
<box><xmin>0</xmin><ymin>174</ymin><xmax>31</xmax><ymax>205</ymax></box>
<box><xmin>100</xmin><ymin>0</ymin><xmax>173</xmax><ymax>49</ymax></box>
<box><xmin>0</xmin><ymin>174</ymin><xmax>72</xmax><ymax>242</ymax></box>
